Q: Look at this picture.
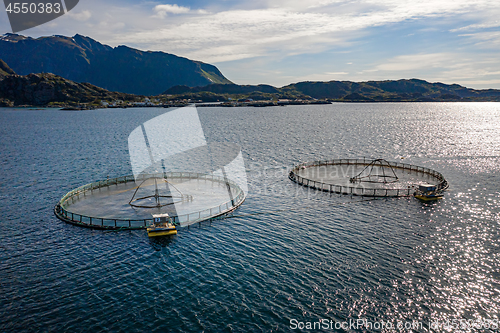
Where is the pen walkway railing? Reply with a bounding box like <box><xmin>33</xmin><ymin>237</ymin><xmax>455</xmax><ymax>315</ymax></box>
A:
<box><xmin>289</xmin><ymin>158</ymin><xmax>448</xmax><ymax>197</ymax></box>
<box><xmin>54</xmin><ymin>172</ymin><xmax>246</xmax><ymax>230</ymax></box>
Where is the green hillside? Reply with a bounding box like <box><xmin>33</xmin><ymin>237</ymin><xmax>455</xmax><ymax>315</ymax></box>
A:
<box><xmin>0</xmin><ymin>59</ymin><xmax>16</xmax><ymax>78</ymax></box>
<box><xmin>0</xmin><ymin>72</ymin><xmax>140</xmax><ymax>107</ymax></box>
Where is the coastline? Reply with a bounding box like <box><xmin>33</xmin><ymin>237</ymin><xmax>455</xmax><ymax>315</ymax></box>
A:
<box><xmin>3</xmin><ymin>97</ymin><xmax>500</xmax><ymax>110</ymax></box>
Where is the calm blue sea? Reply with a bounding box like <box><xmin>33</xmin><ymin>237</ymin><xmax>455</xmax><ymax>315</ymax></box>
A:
<box><xmin>1</xmin><ymin>103</ymin><xmax>499</xmax><ymax>332</ymax></box>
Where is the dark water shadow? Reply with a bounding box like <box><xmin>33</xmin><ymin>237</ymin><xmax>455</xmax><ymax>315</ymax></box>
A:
<box><xmin>148</xmin><ymin>234</ymin><xmax>177</xmax><ymax>250</ymax></box>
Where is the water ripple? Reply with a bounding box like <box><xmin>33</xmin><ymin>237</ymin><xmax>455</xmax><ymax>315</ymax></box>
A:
<box><xmin>1</xmin><ymin>104</ymin><xmax>500</xmax><ymax>332</ymax></box>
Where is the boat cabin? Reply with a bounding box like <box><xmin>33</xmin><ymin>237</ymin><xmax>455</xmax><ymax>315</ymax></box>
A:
<box><xmin>418</xmin><ymin>184</ymin><xmax>437</xmax><ymax>193</ymax></box>
<box><xmin>151</xmin><ymin>213</ymin><xmax>171</xmax><ymax>226</ymax></box>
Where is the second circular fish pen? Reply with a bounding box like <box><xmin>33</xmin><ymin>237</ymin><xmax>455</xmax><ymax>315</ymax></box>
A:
<box><xmin>289</xmin><ymin>158</ymin><xmax>448</xmax><ymax>197</ymax></box>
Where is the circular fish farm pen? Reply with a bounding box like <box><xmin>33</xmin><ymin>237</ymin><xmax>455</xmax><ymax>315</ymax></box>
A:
<box><xmin>54</xmin><ymin>172</ymin><xmax>246</xmax><ymax>230</ymax></box>
<box><xmin>289</xmin><ymin>158</ymin><xmax>448</xmax><ymax>197</ymax></box>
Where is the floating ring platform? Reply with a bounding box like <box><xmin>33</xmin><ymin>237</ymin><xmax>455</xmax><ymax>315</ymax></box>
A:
<box><xmin>54</xmin><ymin>172</ymin><xmax>245</xmax><ymax>230</ymax></box>
<box><xmin>289</xmin><ymin>158</ymin><xmax>448</xmax><ymax>197</ymax></box>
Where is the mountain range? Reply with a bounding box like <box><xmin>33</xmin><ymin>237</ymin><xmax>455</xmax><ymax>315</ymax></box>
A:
<box><xmin>1</xmin><ymin>33</ymin><xmax>500</xmax><ymax>105</ymax></box>
<box><xmin>165</xmin><ymin>80</ymin><xmax>500</xmax><ymax>102</ymax></box>
<box><xmin>0</xmin><ymin>33</ymin><xmax>231</xmax><ymax>95</ymax></box>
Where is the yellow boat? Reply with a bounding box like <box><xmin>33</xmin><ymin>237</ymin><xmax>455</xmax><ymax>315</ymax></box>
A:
<box><xmin>414</xmin><ymin>193</ymin><xmax>443</xmax><ymax>201</ymax></box>
<box><xmin>414</xmin><ymin>184</ymin><xmax>444</xmax><ymax>201</ymax></box>
<box><xmin>147</xmin><ymin>213</ymin><xmax>177</xmax><ymax>237</ymax></box>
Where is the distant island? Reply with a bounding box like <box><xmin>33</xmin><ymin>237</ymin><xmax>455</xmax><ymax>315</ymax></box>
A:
<box><xmin>1</xmin><ymin>33</ymin><xmax>500</xmax><ymax>108</ymax></box>
<box><xmin>163</xmin><ymin>80</ymin><xmax>500</xmax><ymax>103</ymax></box>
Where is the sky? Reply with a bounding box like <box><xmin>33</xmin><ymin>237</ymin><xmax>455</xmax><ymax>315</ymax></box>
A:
<box><xmin>1</xmin><ymin>0</ymin><xmax>500</xmax><ymax>89</ymax></box>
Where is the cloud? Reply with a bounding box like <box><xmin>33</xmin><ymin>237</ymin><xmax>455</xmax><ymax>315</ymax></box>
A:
<box><xmin>121</xmin><ymin>8</ymin><xmax>378</xmax><ymax>62</ymax></box>
<box><xmin>25</xmin><ymin>0</ymin><xmax>500</xmax><ymax>64</ymax></box>
<box><xmin>357</xmin><ymin>52</ymin><xmax>500</xmax><ymax>89</ymax></box>
<box><xmin>12</xmin><ymin>0</ymin><xmax>500</xmax><ymax>88</ymax></box>
<box><xmin>373</xmin><ymin>53</ymin><xmax>457</xmax><ymax>72</ymax></box>
<box><xmin>459</xmin><ymin>31</ymin><xmax>500</xmax><ymax>47</ymax></box>
<box><xmin>68</xmin><ymin>10</ymin><xmax>92</xmax><ymax>22</ymax></box>
<box><xmin>451</xmin><ymin>22</ymin><xmax>500</xmax><ymax>32</ymax></box>
<box><xmin>112</xmin><ymin>0</ymin><xmax>500</xmax><ymax>64</ymax></box>
<box><xmin>154</xmin><ymin>4</ymin><xmax>191</xmax><ymax>18</ymax></box>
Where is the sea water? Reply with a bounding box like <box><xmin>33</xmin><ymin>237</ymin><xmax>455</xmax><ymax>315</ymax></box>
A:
<box><xmin>1</xmin><ymin>103</ymin><xmax>499</xmax><ymax>332</ymax></box>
